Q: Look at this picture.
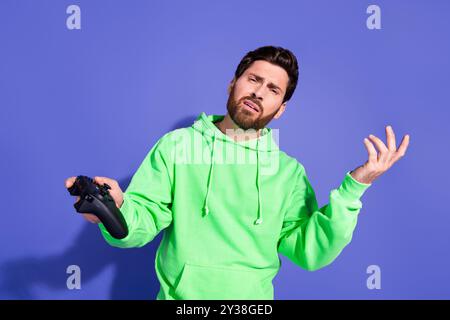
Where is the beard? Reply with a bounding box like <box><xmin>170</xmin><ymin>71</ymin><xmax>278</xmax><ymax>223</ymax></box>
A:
<box><xmin>226</xmin><ymin>86</ymin><xmax>281</xmax><ymax>130</ymax></box>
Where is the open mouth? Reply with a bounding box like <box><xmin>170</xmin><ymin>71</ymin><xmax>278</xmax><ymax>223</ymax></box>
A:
<box><xmin>242</xmin><ymin>100</ymin><xmax>260</xmax><ymax>113</ymax></box>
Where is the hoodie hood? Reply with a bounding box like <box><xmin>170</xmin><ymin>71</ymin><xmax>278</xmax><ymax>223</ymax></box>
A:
<box><xmin>192</xmin><ymin>112</ymin><xmax>279</xmax><ymax>226</ymax></box>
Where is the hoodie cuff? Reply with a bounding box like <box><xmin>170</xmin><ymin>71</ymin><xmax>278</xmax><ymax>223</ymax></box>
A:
<box><xmin>337</xmin><ymin>171</ymin><xmax>371</xmax><ymax>201</ymax></box>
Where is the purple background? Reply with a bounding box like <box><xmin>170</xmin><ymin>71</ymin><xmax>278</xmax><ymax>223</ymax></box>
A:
<box><xmin>1</xmin><ymin>0</ymin><xmax>449</xmax><ymax>299</ymax></box>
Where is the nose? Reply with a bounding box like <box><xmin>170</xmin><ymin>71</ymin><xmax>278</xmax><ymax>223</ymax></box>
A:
<box><xmin>250</xmin><ymin>89</ymin><xmax>263</xmax><ymax>103</ymax></box>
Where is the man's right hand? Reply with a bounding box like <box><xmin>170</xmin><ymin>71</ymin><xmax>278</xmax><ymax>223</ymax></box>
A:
<box><xmin>65</xmin><ymin>176</ymin><xmax>125</xmax><ymax>224</ymax></box>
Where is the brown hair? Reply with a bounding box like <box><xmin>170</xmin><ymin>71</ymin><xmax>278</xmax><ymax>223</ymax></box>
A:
<box><xmin>234</xmin><ymin>46</ymin><xmax>299</xmax><ymax>103</ymax></box>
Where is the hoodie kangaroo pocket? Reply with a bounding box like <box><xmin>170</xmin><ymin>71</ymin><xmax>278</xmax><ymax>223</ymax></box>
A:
<box><xmin>174</xmin><ymin>263</ymin><xmax>266</xmax><ymax>300</ymax></box>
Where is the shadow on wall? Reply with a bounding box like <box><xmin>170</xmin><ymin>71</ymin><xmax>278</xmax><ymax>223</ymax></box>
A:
<box><xmin>0</xmin><ymin>115</ymin><xmax>199</xmax><ymax>300</ymax></box>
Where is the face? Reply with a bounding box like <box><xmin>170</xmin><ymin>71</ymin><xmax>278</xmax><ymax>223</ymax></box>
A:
<box><xmin>226</xmin><ymin>60</ymin><xmax>289</xmax><ymax>130</ymax></box>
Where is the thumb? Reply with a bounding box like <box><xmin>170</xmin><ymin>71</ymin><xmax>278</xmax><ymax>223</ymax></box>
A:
<box><xmin>65</xmin><ymin>176</ymin><xmax>77</xmax><ymax>188</ymax></box>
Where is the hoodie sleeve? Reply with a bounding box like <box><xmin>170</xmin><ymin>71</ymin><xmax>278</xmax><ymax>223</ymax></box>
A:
<box><xmin>98</xmin><ymin>135</ymin><xmax>173</xmax><ymax>248</ymax></box>
<box><xmin>277</xmin><ymin>165</ymin><xmax>371</xmax><ymax>271</ymax></box>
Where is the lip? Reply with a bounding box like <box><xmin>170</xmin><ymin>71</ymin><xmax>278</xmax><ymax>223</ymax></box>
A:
<box><xmin>242</xmin><ymin>99</ymin><xmax>260</xmax><ymax>113</ymax></box>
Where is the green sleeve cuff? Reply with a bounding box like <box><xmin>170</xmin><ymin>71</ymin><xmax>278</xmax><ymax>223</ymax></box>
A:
<box><xmin>337</xmin><ymin>171</ymin><xmax>371</xmax><ymax>200</ymax></box>
<box><xmin>98</xmin><ymin>221</ymin><xmax>110</xmax><ymax>236</ymax></box>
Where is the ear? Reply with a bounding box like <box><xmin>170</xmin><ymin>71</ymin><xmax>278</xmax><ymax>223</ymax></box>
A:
<box><xmin>227</xmin><ymin>78</ymin><xmax>236</xmax><ymax>95</ymax></box>
<box><xmin>273</xmin><ymin>102</ymin><xmax>287</xmax><ymax>119</ymax></box>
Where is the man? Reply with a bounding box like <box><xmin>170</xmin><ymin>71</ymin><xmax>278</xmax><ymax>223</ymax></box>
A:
<box><xmin>66</xmin><ymin>46</ymin><xmax>410</xmax><ymax>300</ymax></box>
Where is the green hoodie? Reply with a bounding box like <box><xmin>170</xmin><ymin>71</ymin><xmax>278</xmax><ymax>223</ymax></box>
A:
<box><xmin>98</xmin><ymin>112</ymin><xmax>371</xmax><ymax>300</ymax></box>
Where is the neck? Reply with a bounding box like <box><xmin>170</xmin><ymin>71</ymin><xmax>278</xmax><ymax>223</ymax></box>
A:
<box><xmin>214</xmin><ymin>113</ymin><xmax>261</xmax><ymax>141</ymax></box>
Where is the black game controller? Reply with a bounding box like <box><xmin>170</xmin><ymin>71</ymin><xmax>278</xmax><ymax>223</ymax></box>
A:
<box><xmin>67</xmin><ymin>175</ymin><xmax>129</xmax><ymax>239</ymax></box>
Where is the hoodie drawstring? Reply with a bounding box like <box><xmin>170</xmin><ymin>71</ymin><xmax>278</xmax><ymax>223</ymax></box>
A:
<box><xmin>254</xmin><ymin>137</ymin><xmax>263</xmax><ymax>225</ymax></box>
<box><xmin>203</xmin><ymin>133</ymin><xmax>216</xmax><ymax>216</ymax></box>
<box><xmin>202</xmin><ymin>131</ymin><xmax>263</xmax><ymax>225</ymax></box>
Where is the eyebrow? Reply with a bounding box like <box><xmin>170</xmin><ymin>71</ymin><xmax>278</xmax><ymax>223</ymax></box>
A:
<box><xmin>248</xmin><ymin>73</ymin><xmax>284</xmax><ymax>93</ymax></box>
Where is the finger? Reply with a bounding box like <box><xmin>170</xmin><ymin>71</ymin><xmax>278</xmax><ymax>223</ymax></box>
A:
<box><xmin>368</xmin><ymin>134</ymin><xmax>388</xmax><ymax>161</ymax></box>
<box><xmin>364</xmin><ymin>138</ymin><xmax>378</xmax><ymax>163</ymax></box>
<box><xmin>84</xmin><ymin>213</ymin><xmax>97</xmax><ymax>222</ymax></box>
<box><xmin>94</xmin><ymin>176</ymin><xmax>118</xmax><ymax>187</ymax></box>
<box><xmin>83</xmin><ymin>214</ymin><xmax>100</xmax><ymax>224</ymax></box>
<box><xmin>393</xmin><ymin>134</ymin><xmax>410</xmax><ymax>161</ymax></box>
<box><xmin>65</xmin><ymin>177</ymin><xmax>76</xmax><ymax>188</ymax></box>
<box><xmin>386</xmin><ymin>125</ymin><xmax>397</xmax><ymax>151</ymax></box>
<box><xmin>90</xmin><ymin>217</ymin><xmax>100</xmax><ymax>224</ymax></box>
